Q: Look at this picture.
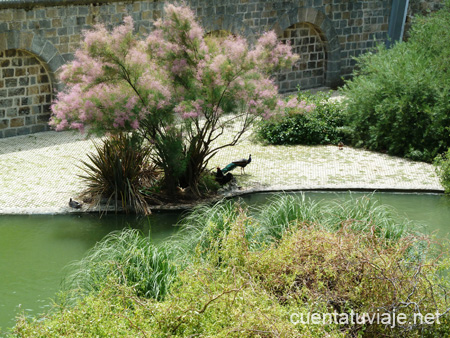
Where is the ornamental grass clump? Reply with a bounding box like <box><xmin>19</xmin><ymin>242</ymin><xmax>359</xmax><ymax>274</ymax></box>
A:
<box><xmin>79</xmin><ymin>132</ymin><xmax>157</xmax><ymax>214</ymax></box>
<box><xmin>171</xmin><ymin>199</ymin><xmax>267</xmax><ymax>263</ymax></box>
<box><xmin>63</xmin><ymin>229</ymin><xmax>178</xmax><ymax>301</ymax></box>
<box><xmin>254</xmin><ymin>193</ymin><xmax>322</xmax><ymax>240</ymax></box>
<box><xmin>50</xmin><ymin>4</ymin><xmax>298</xmax><ymax>197</ymax></box>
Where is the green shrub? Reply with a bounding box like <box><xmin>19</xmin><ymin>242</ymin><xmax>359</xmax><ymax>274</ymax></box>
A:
<box><xmin>248</xmin><ymin>226</ymin><xmax>450</xmax><ymax>338</ymax></box>
<box><xmin>434</xmin><ymin>148</ymin><xmax>450</xmax><ymax>193</ymax></box>
<box><xmin>342</xmin><ymin>3</ymin><xmax>450</xmax><ymax>162</ymax></box>
<box><xmin>256</xmin><ymin>90</ymin><xmax>349</xmax><ymax>146</ymax></box>
<box><xmin>79</xmin><ymin>132</ymin><xmax>157</xmax><ymax>214</ymax></box>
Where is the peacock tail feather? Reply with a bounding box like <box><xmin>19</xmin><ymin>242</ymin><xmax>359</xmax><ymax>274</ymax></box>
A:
<box><xmin>221</xmin><ymin>162</ymin><xmax>237</xmax><ymax>174</ymax></box>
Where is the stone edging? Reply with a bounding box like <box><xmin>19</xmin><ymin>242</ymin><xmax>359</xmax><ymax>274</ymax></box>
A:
<box><xmin>0</xmin><ymin>186</ymin><xmax>443</xmax><ymax>215</ymax></box>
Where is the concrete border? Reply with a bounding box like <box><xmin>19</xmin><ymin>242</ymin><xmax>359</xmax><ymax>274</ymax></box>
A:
<box><xmin>0</xmin><ymin>187</ymin><xmax>442</xmax><ymax>215</ymax></box>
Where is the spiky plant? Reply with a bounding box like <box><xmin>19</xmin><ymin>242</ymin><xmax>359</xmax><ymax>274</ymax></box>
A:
<box><xmin>79</xmin><ymin>132</ymin><xmax>158</xmax><ymax>214</ymax></box>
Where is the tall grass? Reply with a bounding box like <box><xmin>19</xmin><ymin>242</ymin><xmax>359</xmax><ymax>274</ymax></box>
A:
<box><xmin>252</xmin><ymin>193</ymin><xmax>417</xmax><ymax>243</ymax></box>
<box><xmin>63</xmin><ymin>229</ymin><xmax>178</xmax><ymax>301</ymax></box>
<box><xmin>169</xmin><ymin>199</ymin><xmax>268</xmax><ymax>261</ymax></box>
<box><xmin>319</xmin><ymin>194</ymin><xmax>415</xmax><ymax>242</ymax></box>
<box><xmin>62</xmin><ymin>193</ymin><xmax>422</xmax><ymax>303</ymax></box>
<box><xmin>254</xmin><ymin>193</ymin><xmax>321</xmax><ymax>240</ymax></box>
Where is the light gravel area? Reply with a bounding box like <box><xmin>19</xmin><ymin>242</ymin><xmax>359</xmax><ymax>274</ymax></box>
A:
<box><xmin>0</xmin><ymin>127</ymin><xmax>443</xmax><ymax>214</ymax></box>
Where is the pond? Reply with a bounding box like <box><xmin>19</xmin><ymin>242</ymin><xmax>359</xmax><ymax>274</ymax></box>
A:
<box><xmin>0</xmin><ymin>212</ymin><xmax>180</xmax><ymax>332</ymax></box>
<box><xmin>1</xmin><ymin>191</ymin><xmax>449</xmax><ymax>332</ymax></box>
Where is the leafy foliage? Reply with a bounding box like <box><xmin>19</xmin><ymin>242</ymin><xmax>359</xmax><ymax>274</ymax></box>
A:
<box><xmin>342</xmin><ymin>3</ymin><xmax>450</xmax><ymax>162</ymax></box>
<box><xmin>257</xmin><ymin>90</ymin><xmax>349</xmax><ymax>145</ymax></box>
<box><xmin>79</xmin><ymin>133</ymin><xmax>157</xmax><ymax>214</ymax></box>
<box><xmin>434</xmin><ymin>148</ymin><xmax>450</xmax><ymax>193</ymax></box>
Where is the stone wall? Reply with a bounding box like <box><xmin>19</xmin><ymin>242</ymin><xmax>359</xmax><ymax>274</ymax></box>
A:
<box><xmin>0</xmin><ymin>0</ymin><xmax>395</xmax><ymax>138</ymax></box>
<box><xmin>0</xmin><ymin>49</ymin><xmax>52</xmax><ymax>137</ymax></box>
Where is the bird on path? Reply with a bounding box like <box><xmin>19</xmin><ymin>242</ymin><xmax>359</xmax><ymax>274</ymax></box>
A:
<box><xmin>69</xmin><ymin>198</ymin><xmax>82</xmax><ymax>209</ymax></box>
<box><xmin>338</xmin><ymin>142</ymin><xmax>344</xmax><ymax>150</ymax></box>
<box><xmin>222</xmin><ymin>154</ymin><xmax>252</xmax><ymax>175</ymax></box>
<box><xmin>215</xmin><ymin>167</ymin><xmax>233</xmax><ymax>185</ymax></box>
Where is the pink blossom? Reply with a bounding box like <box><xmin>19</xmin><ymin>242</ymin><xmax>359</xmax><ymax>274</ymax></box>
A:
<box><xmin>55</xmin><ymin>119</ymin><xmax>68</xmax><ymax>131</ymax></box>
<box><xmin>131</xmin><ymin>120</ymin><xmax>139</xmax><ymax>129</ymax></box>
<box><xmin>125</xmin><ymin>96</ymin><xmax>139</xmax><ymax>111</ymax></box>
<box><xmin>188</xmin><ymin>25</ymin><xmax>203</xmax><ymax>41</ymax></box>
<box><xmin>223</xmin><ymin>36</ymin><xmax>247</xmax><ymax>63</ymax></box>
<box><xmin>305</xmin><ymin>104</ymin><xmax>316</xmax><ymax>113</ymax></box>
<box><xmin>182</xmin><ymin>111</ymin><xmax>199</xmax><ymax>119</ymax></box>
<box><xmin>83</xmin><ymin>23</ymin><xmax>109</xmax><ymax>49</ymax></box>
<box><xmin>70</xmin><ymin>122</ymin><xmax>85</xmax><ymax>132</ymax></box>
<box><xmin>171</xmin><ymin>59</ymin><xmax>188</xmax><ymax>75</ymax></box>
<box><xmin>210</xmin><ymin>54</ymin><xmax>227</xmax><ymax>73</ymax></box>
<box><xmin>285</xmin><ymin>97</ymin><xmax>298</xmax><ymax>108</ymax></box>
<box><xmin>128</xmin><ymin>47</ymin><xmax>148</xmax><ymax>65</ymax></box>
<box><xmin>258</xmin><ymin>31</ymin><xmax>278</xmax><ymax>47</ymax></box>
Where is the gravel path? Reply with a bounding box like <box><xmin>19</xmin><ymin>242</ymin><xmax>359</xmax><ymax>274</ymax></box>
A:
<box><xmin>0</xmin><ymin>128</ymin><xmax>443</xmax><ymax>214</ymax></box>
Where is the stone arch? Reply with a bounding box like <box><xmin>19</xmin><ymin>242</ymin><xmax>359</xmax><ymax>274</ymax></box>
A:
<box><xmin>0</xmin><ymin>31</ymin><xmax>66</xmax><ymax>88</ymax></box>
<box><xmin>201</xmin><ymin>15</ymin><xmax>256</xmax><ymax>44</ymax></box>
<box><xmin>271</xmin><ymin>7</ymin><xmax>341</xmax><ymax>88</ymax></box>
<box><xmin>0</xmin><ymin>31</ymin><xmax>65</xmax><ymax>138</ymax></box>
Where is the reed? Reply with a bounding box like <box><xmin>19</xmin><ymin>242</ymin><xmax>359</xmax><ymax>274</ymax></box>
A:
<box><xmin>63</xmin><ymin>229</ymin><xmax>177</xmax><ymax>301</ymax></box>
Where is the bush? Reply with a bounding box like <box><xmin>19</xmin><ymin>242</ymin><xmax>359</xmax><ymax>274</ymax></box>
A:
<box><xmin>256</xmin><ymin>90</ymin><xmax>349</xmax><ymax>146</ymax></box>
<box><xmin>342</xmin><ymin>3</ymin><xmax>450</xmax><ymax>162</ymax></box>
<box><xmin>79</xmin><ymin>133</ymin><xmax>157</xmax><ymax>214</ymax></box>
<box><xmin>248</xmin><ymin>226</ymin><xmax>450</xmax><ymax>338</ymax></box>
<box><xmin>434</xmin><ymin>148</ymin><xmax>450</xmax><ymax>193</ymax></box>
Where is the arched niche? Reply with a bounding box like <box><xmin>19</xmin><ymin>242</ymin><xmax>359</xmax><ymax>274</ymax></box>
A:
<box><xmin>278</xmin><ymin>22</ymin><xmax>328</xmax><ymax>92</ymax></box>
<box><xmin>0</xmin><ymin>49</ymin><xmax>54</xmax><ymax>137</ymax></box>
<box><xmin>0</xmin><ymin>31</ymin><xmax>65</xmax><ymax>137</ymax></box>
<box><xmin>271</xmin><ymin>7</ymin><xmax>342</xmax><ymax>89</ymax></box>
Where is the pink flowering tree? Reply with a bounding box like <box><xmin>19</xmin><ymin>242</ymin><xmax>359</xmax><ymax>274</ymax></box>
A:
<box><xmin>50</xmin><ymin>4</ymin><xmax>298</xmax><ymax>196</ymax></box>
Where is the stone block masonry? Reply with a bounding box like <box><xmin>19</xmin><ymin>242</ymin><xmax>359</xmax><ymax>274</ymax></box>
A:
<box><xmin>0</xmin><ymin>49</ymin><xmax>52</xmax><ymax>138</ymax></box>
<box><xmin>0</xmin><ymin>0</ymin><xmax>441</xmax><ymax>138</ymax></box>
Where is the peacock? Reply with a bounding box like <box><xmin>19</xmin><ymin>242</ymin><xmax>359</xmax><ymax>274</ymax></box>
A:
<box><xmin>215</xmin><ymin>167</ymin><xmax>234</xmax><ymax>185</ymax></box>
<box><xmin>222</xmin><ymin>154</ymin><xmax>251</xmax><ymax>175</ymax></box>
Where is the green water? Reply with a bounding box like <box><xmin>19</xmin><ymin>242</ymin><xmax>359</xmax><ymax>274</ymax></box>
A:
<box><xmin>1</xmin><ymin>192</ymin><xmax>450</xmax><ymax>332</ymax></box>
<box><xmin>0</xmin><ymin>212</ymin><xmax>180</xmax><ymax>332</ymax></box>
